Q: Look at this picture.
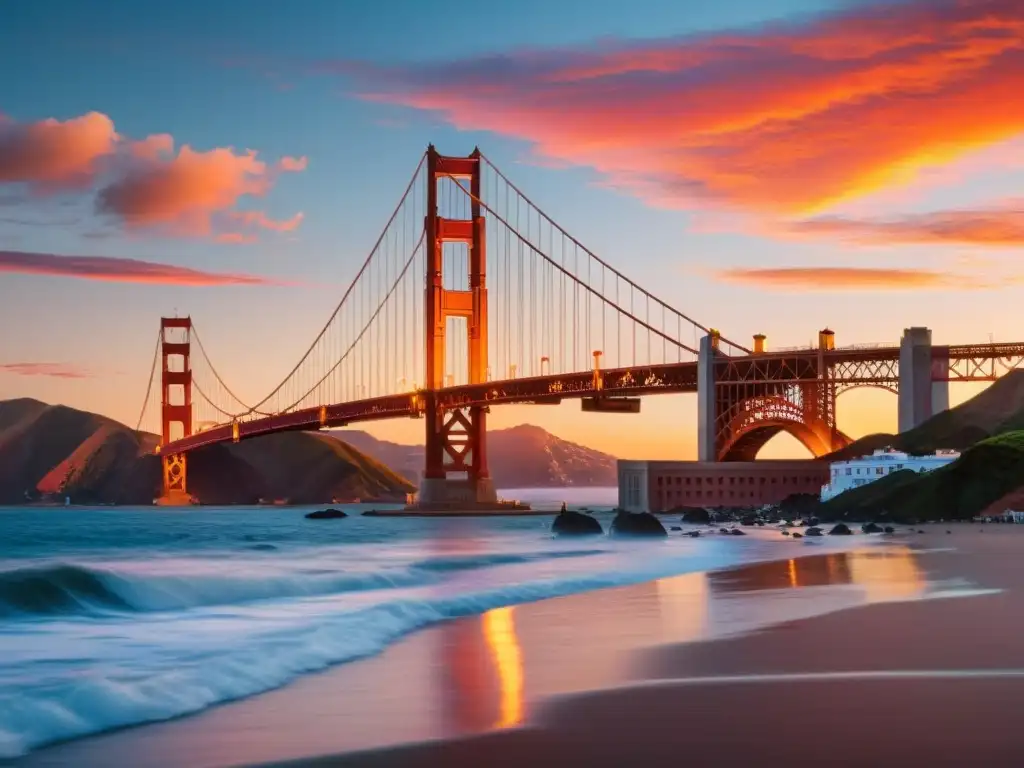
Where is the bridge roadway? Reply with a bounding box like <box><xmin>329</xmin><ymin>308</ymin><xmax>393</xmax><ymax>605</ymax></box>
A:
<box><xmin>159</xmin><ymin>342</ymin><xmax>1024</xmax><ymax>456</ymax></box>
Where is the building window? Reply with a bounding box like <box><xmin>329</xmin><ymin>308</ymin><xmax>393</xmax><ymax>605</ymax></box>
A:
<box><xmin>845</xmin><ymin>468</ymin><xmax>852</xmax><ymax>475</ymax></box>
<box><xmin>875</xmin><ymin>467</ymin><xmax>884</xmax><ymax>476</ymax></box>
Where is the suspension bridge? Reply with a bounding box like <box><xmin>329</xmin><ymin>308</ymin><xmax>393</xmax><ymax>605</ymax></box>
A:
<box><xmin>134</xmin><ymin>146</ymin><xmax>1024</xmax><ymax>508</ymax></box>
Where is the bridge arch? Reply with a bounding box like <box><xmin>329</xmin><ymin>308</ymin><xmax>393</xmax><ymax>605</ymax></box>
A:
<box><xmin>716</xmin><ymin>395</ymin><xmax>851</xmax><ymax>461</ymax></box>
<box><xmin>836</xmin><ymin>382</ymin><xmax>898</xmax><ymax>397</ymax></box>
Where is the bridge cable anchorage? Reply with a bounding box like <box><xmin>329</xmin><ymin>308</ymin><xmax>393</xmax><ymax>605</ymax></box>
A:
<box><xmin>477</xmin><ymin>152</ymin><xmax>750</xmax><ymax>357</ymax></box>
<box><xmin>232</xmin><ymin>151</ymin><xmax>428</xmax><ymax>416</ymax></box>
<box><xmin>441</xmin><ymin>172</ymin><xmax>702</xmax><ymax>358</ymax></box>
<box><xmin>134</xmin><ymin>327</ymin><xmax>162</xmax><ymax>435</ymax></box>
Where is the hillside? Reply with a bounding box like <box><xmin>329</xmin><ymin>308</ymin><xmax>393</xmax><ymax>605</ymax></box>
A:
<box><xmin>0</xmin><ymin>399</ymin><xmax>413</xmax><ymax>505</ymax></box>
<box><xmin>822</xmin><ymin>431</ymin><xmax>1024</xmax><ymax>522</ymax></box>
<box><xmin>828</xmin><ymin>370</ymin><xmax>1024</xmax><ymax>460</ymax></box>
<box><xmin>335</xmin><ymin>423</ymin><xmax>618</xmax><ymax>487</ymax></box>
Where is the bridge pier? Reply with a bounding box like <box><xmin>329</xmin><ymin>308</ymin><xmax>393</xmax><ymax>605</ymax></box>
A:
<box><xmin>157</xmin><ymin>317</ymin><xmax>196</xmax><ymax>505</ymax></box>
<box><xmin>898</xmin><ymin>327</ymin><xmax>946</xmax><ymax>432</ymax></box>
<box><xmin>697</xmin><ymin>332</ymin><xmax>717</xmax><ymax>462</ymax></box>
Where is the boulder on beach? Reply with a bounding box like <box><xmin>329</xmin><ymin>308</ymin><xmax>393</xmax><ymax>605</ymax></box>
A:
<box><xmin>305</xmin><ymin>508</ymin><xmax>348</xmax><ymax>519</ymax></box>
<box><xmin>861</xmin><ymin>522</ymin><xmax>883</xmax><ymax>534</ymax></box>
<box><xmin>670</xmin><ymin>526</ymin><xmax>682</xmax><ymax>531</ymax></box>
<box><xmin>781</xmin><ymin>530</ymin><xmax>791</xmax><ymax>536</ymax></box>
<box><xmin>681</xmin><ymin>508</ymin><xmax>711</xmax><ymax>524</ymax></box>
<box><xmin>884</xmin><ymin>526</ymin><xmax>896</xmax><ymax>534</ymax></box>
<box><xmin>610</xmin><ymin>511</ymin><xmax>667</xmax><ymax>537</ymax></box>
<box><xmin>730</xmin><ymin>528</ymin><xmax>746</xmax><ymax>536</ymax></box>
<box><xmin>792</xmin><ymin>532</ymin><xmax>804</xmax><ymax>539</ymax></box>
<box><xmin>805</xmin><ymin>527</ymin><xmax>823</xmax><ymax>537</ymax></box>
<box><xmin>552</xmin><ymin>510</ymin><xmax>604</xmax><ymax>536</ymax></box>
<box><xmin>829</xmin><ymin>523</ymin><xmax>853</xmax><ymax>535</ymax></box>
<box><xmin>687</xmin><ymin>531</ymin><xmax>701</xmax><ymax>538</ymax></box>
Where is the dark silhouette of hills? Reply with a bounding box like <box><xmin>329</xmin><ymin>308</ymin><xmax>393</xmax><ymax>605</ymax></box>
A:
<box><xmin>827</xmin><ymin>370</ymin><xmax>1024</xmax><ymax>460</ymax></box>
<box><xmin>0</xmin><ymin>399</ymin><xmax>413</xmax><ymax>505</ymax></box>
<box><xmin>819</xmin><ymin>371</ymin><xmax>1024</xmax><ymax>521</ymax></box>
<box><xmin>336</xmin><ymin>423</ymin><xmax>617</xmax><ymax>488</ymax></box>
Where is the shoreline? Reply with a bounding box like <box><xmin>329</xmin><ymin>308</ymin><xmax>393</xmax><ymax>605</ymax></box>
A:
<box><xmin>270</xmin><ymin>528</ymin><xmax>1024</xmax><ymax>768</ymax></box>
<box><xmin>12</xmin><ymin>533</ymin><xmax>944</xmax><ymax>768</ymax></box>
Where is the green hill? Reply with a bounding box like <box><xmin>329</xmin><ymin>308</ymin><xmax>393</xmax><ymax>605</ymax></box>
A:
<box><xmin>828</xmin><ymin>370</ymin><xmax>1024</xmax><ymax>460</ymax></box>
<box><xmin>0</xmin><ymin>398</ymin><xmax>414</xmax><ymax>505</ymax></box>
<box><xmin>822</xmin><ymin>431</ymin><xmax>1024</xmax><ymax>522</ymax></box>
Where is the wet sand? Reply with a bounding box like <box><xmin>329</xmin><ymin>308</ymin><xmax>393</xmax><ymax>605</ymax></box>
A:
<box><xmin>276</xmin><ymin>525</ymin><xmax>1024</xmax><ymax>767</ymax></box>
<box><xmin>14</xmin><ymin>526</ymin><xmax>1014</xmax><ymax>767</ymax></box>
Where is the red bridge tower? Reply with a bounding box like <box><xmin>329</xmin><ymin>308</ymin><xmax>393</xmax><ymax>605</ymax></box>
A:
<box><xmin>158</xmin><ymin>316</ymin><xmax>194</xmax><ymax>505</ymax></box>
<box><xmin>417</xmin><ymin>146</ymin><xmax>498</xmax><ymax>509</ymax></box>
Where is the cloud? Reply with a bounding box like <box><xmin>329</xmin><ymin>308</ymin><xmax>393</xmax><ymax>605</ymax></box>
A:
<box><xmin>789</xmin><ymin>204</ymin><xmax>1024</xmax><ymax>246</ymax></box>
<box><xmin>0</xmin><ymin>249</ymin><xmax>278</xmax><ymax>286</ymax></box>
<box><xmin>0</xmin><ymin>362</ymin><xmax>91</xmax><ymax>379</ymax></box>
<box><xmin>227</xmin><ymin>210</ymin><xmax>304</xmax><ymax>232</ymax></box>
<box><xmin>0</xmin><ymin>111</ymin><xmax>118</xmax><ymax>191</ymax></box>
<box><xmin>340</xmin><ymin>0</ymin><xmax>1024</xmax><ymax>214</ymax></box>
<box><xmin>714</xmin><ymin>267</ymin><xmax>990</xmax><ymax>291</ymax></box>
<box><xmin>0</xmin><ymin>112</ymin><xmax>307</xmax><ymax>241</ymax></box>
<box><xmin>278</xmin><ymin>155</ymin><xmax>308</xmax><ymax>172</ymax></box>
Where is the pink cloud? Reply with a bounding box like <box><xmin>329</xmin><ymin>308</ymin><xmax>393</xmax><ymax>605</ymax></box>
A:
<box><xmin>278</xmin><ymin>155</ymin><xmax>308</xmax><ymax>172</ymax></box>
<box><xmin>339</xmin><ymin>0</ymin><xmax>1024</xmax><ymax>215</ymax></box>
<box><xmin>0</xmin><ymin>111</ymin><xmax>118</xmax><ymax>191</ymax></box>
<box><xmin>715</xmin><ymin>267</ymin><xmax>992</xmax><ymax>291</ymax></box>
<box><xmin>0</xmin><ymin>112</ymin><xmax>308</xmax><ymax>242</ymax></box>
<box><xmin>0</xmin><ymin>362</ymin><xmax>91</xmax><ymax>379</ymax></box>
<box><xmin>0</xmin><ymin>249</ymin><xmax>279</xmax><ymax>286</ymax></box>
<box><xmin>227</xmin><ymin>210</ymin><xmax>304</xmax><ymax>232</ymax></box>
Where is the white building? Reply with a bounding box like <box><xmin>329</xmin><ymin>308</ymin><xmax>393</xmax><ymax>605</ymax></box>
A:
<box><xmin>820</xmin><ymin>447</ymin><xmax>959</xmax><ymax>501</ymax></box>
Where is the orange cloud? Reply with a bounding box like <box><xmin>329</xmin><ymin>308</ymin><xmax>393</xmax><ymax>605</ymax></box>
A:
<box><xmin>790</xmin><ymin>205</ymin><xmax>1024</xmax><ymax>246</ymax></box>
<box><xmin>0</xmin><ymin>111</ymin><xmax>118</xmax><ymax>190</ymax></box>
<box><xmin>0</xmin><ymin>249</ymin><xmax>278</xmax><ymax>286</ymax></box>
<box><xmin>278</xmin><ymin>155</ymin><xmax>308</xmax><ymax>172</ymax></box>
<box><xmin>715</xmin><ymin>267</ymin><xmax>989</xmax><ymax>291</ymax></box>
<box><xmin>347</xmin><ymin>0</ymin><xmax>1024</xmax><ymax>214</ymax></box>
<box><xmin>0</xmin><ymin>362</ymin><xmax>91</xmax><ymax>379</ymax></box>
<box><xmin>0</xmin><ymin>111</ymin><xmax>307</xmax><ymax>241</ymax></box>
<box><xmin>227</xmin><ymin>210</ymin><xmax>304</xmax><ymax>232</ymax></box>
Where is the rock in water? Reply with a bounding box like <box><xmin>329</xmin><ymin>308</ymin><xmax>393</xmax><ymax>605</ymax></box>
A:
<box><xmin>829</xmin><ymin>523</ymin><xmax>853</xmax><ymax>535</ymax></box>
<box><xmin>781</xmin><ymin>530</ymin><xmax>791</xmax><ymax>536</ymax></box>
<box><xmin>681</xmin><ymin>509</ymin><xmax>711</xmax><ymax>524</ymax></box>
<box><xmin>306</xmin><ymin>508</ymin><xmax>348</xmax><ymax>519</ymax></box>
<box><xmin>792</xmin><ymin>532</ymin><xmax>804</xmax><ymax>539</ymax></box>
<box><xmin>805</xmin><ymin>526</ymin><xmax>824</xmax><ymax>537</ymax></box>
<box><xmin>861</xmin><ymin>522</ymin><xmax>883</xmax><ymax>533</ymax></box>
<box><xmin>730</xmin><ymin>528</ymin><xmax>747</xmax><ymax>536</ymax></box>
<box><xmin>552</xmin><ymin>510</ymin><xmax>604</xmax><ymax>536</ymax></box>
<box><xmin>884</xmin><ymin>526</ymin><xmax>895</xmax><ymax>534</ymax></box>
<box><xmin>687</xmin><ymin>531</ymin><xmax>701</xmax><ymax>538</ymax></box>
<box><xmin>611</xmin><ymin>511</ymin><xmax>667</xmax><ymax>537</ymax></box>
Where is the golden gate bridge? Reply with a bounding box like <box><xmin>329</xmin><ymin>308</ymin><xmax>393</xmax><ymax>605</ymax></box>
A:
<box><xmin>133</xmin><ymin>146</ymin><xmax>1024</xmax><ymax>507</ymax></box>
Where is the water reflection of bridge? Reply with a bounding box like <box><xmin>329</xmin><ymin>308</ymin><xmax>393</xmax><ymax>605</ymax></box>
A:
<box><xmin>435</xmin><ymin>544</ymin><xmax>924</xmax><ymax>736</ymax></box>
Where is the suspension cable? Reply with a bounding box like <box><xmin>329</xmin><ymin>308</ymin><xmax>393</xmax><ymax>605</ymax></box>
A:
<box><xmin>478</xmin><ymin>152</ymin><xmax>750</xmax><ymax>355</ymax></box>
<box><xmin>134</xmin><ymin>328</ymin><xmax>161</xmax><ymax>434</ymax></box>
<box><xmin>190</xmin><ymin>324</ymin><xmax>272</xmax><ymax>416</ymax></box>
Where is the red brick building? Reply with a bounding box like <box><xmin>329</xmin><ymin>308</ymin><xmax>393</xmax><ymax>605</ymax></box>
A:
<box><xmin>618</xmin><ymin>460</ymin><xmax>829</xmax><ymax>512</ymax></box>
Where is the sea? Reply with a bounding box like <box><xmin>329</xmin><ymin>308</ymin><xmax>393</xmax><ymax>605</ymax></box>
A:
<box><xmin>0</xmin><ymin>487</ymin><xmax>882</xmax><ymax>759</ymax></box>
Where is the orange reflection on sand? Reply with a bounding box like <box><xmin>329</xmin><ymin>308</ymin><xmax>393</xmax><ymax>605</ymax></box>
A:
<box><xmin>482</xmin><ymin>606</ymin><xmax>524</xmax><ymax>728</ymax></box>
<box><xmin>654</xmin><ymin>571</ymin><xmax>709</xmax><ymax>643</ymax></box>
<box><xmin>847</xmin><ymin>546</ymin><xmax>926</xmax><ymax>603</ymax></box>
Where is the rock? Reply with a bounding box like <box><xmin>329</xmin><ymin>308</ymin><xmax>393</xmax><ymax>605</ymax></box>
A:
<box><xmin>861</xmin><ymin>522</ymin><xmax>883</xmax><ymax>534</ymax></box>
<box><xmin>681</xmin><ymin>509</ymin><xmax>711</xmax><ymax>524</ymax></box>
<box><xmin>730</xmin><ymin>528</ymin><xmax>746</xmax><ymax>536</ymax></box>
<box><xmin>670</xmin><ymin>526</ymin><xmax>682</xmax><ymax>531</ymax></box>
<box><xmin>740</xmin><ymin>516</ymin><xmax>758</xmax><ymax>526</ymax></box>
<box><xmin>552</xmin><ymin>510</ymin><xmax>604</xmax><ymax>536</ymax></box>
<box><xmin>792</xmin><ymin>532</ymin><xmax>804</xmax><ymax>539</ymax></box>
<box><xmin>719</xmin><ymin>528</ymin><xmax>731</xmax><ymax>534</ymax></box>
<box><xmin>687</xmin><ymin>531</ymin><xmax>701</xmax><ymax>538</ymax></box>
<box><xmin>755</xmin><ymin>521</ymin><xmax>765</xmax><ymax>527</ymax></box>
<box><xmin>806</xmin><ymin>517</ymin><xmax>820</xmax><ymax>527</ymax></box>
<box><xmin>947</xmin><ymin>530</ymin><xmax>952</xmax><ymax>534</ymax></box>
<box><xmin>781</xmin><ymin>530</ymin><xmax>791</xmax><ymax>536</ymax></box>
<box><xmin>918</xmin><ymin>530</ymin><xmax>926</xmax><ymax>534</ymax></box>
<box><xmin>829</xmin><ymin>523</ymin><xmax>853</xmax><ymax>536</ymax></box>
<box><xmin>884</xmin><ymin>526</ymin><xmax>895</xmax><ymax>534</ymax></box>
<box><xmin>611</xmin><ymin>511</ymin><xmax>667</xmax><ymax>537</ymax></box>
<box><xmin>805</xmin><ymin>527</ymin><xmax>823</xmax><ymax>537</ymax></box>
<box><xmin>305</xmin><ymin>508</ymin><xmax>348</xmax><ymax>519</ymax></box>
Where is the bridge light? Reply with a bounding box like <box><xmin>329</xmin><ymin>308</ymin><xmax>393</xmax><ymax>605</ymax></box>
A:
<box><xmin>754</xmin><ymin>334</ymin><xmax>766</xmax><ymax>354</ymax></box>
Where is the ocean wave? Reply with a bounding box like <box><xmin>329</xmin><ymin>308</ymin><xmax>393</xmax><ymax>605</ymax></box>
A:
<box><xmin>0</xmin><ymin>557</ymin><xmax>716</xmax><ymax>757</ymax></box>
<box><xmin>0</xmin><ymin>547</ymin><xmax>606</xmax><ymax>619</ymax></box>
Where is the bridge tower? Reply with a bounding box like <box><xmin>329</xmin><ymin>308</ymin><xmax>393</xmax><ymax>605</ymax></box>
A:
<box><xmin>898</xmin><ymin>327</ymin><xmax>949</xmax><ymax>432</ymax></box>
<box><xmin>157</xmin><ymin>317</ymin><xmax>194</xmax><ymax>505</ymax></box>
<box><xmin>417</xmin><ymin>146</ymin><xmax>498</xmax><ymax>509</ymax></box>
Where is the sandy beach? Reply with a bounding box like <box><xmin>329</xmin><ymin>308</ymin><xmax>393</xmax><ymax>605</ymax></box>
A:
<box><xmin>12</xmin><ymin>524</ymin><xmax>1022</xmax><ymax>767</ymax></box>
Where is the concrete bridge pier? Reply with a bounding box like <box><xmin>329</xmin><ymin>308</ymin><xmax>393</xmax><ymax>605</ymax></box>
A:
<box><xmin>697</xmin><ymin>332</ymin><xmax>717</xmax><ymax>462</ymax></box>
<box><xmin>898</xmin><ymin>327</ymin><xmax>947</xmax><ymax>432</ymax></box>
